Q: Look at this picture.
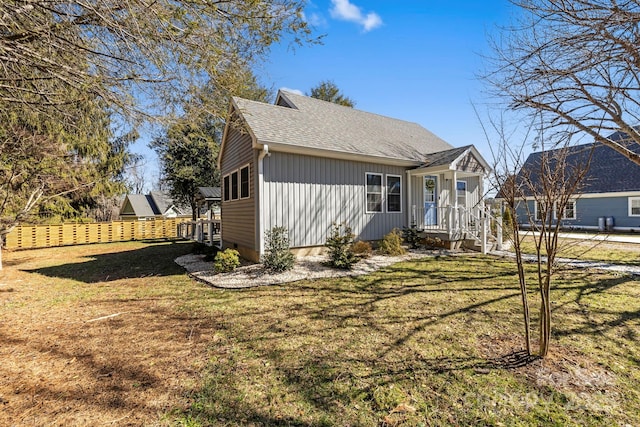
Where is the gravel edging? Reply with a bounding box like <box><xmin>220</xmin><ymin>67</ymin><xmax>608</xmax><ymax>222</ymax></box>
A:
<box><xmin>175</xmin><ymin>251</ymin><xmax>441</xmax><ymax>289</ymax></box>
<box><xmin>491</xmin><ymin>250</ymin><xmax>640</xmax><ymax>276</ymax></box>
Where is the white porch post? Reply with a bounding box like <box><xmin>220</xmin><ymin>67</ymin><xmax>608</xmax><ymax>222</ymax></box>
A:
<box><xmin>406</xmin><ymin>170</ymin><xmax>412</xmax><ymax>227</ymax></box>
<box><xmin>479</xmin><ymin>174</ymin><xmax>486</xmax><ymax>253</ymax></box>
<box><xmin>451</xmin><ymin>170</ymin><xmax>458</xmax><ymax>236</ymax></box>
<box><xmin>207</xmin><ymin>209</ymin><xmax>213</xmax><ymax>246</ymax></box>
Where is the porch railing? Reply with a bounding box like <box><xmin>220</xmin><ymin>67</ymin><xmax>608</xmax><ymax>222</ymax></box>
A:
<box><xmin>177</xmin><ymin>219</ymin><xmax>221</xmax><ymax>246</ymax></box>
<box><xmin>411</xmin><ymin>205</ymin><xmax>503</xmax><ymax>253</ymax></box>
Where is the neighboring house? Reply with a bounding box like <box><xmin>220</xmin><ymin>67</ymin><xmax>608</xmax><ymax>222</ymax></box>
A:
<box><xmin>119</xmin><ymin>191</ymin><xmax>191</xmax><ymax>221</ymax></box>
<box><xmin>217</xmin><ymin>90</ymin><xmax>492</xmax><ymax>261</ymax></box>
<box><xmin>510</xmin><ymin>135</ymin><xmax>640</xmax><ymax>231</ymax></box>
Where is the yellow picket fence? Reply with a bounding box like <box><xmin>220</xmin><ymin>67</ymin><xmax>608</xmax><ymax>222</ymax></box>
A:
<box><xmin>4</xmin><ymin>218</ymin><xmax>191</xmax><ymax>250</ymax></box>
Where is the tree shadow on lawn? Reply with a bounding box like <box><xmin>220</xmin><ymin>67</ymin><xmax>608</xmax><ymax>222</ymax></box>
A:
<box><xmin>22</xmin><ymin>240</ymin><xmax>194</xmax><ymax>283</ymax></box>
<box><xmin>172</xmin><ymin>257</ymin><xmax>640</xmax><ymax>425</ymax></box>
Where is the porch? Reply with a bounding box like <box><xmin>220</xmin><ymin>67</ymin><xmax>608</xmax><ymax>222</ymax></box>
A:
<box><xmin>409</xmin><ymin>205</ymin><xmax>503</xmax><ymax>253</ymax></box>
<box><xmin>405</xmin><ymin>145</ymin><xmax>501</xmax><ymax>253</ymax></box>
<box><xmin>177</xmin><ymin>218</ymin><xmax>221</xmax><ymax>246</ymax></box>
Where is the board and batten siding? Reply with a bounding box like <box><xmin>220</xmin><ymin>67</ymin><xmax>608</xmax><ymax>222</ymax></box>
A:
<box><xmin>409</xmin><ymin>175</ymin><xmax>481</xmax><ymax>210</ymax></box>
<box><xmin>219</xmin><ymin>126</ymin><xmax>257</xmax><ymax>253</ymax></box>
<box><xmin>262</xmin><ymin>152</ymin><xmax>409</xmax><ymax>248</ymax></box>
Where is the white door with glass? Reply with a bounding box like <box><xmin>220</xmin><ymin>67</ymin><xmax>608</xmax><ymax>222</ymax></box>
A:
<box><xmin>423</xmin><ymin>176</ymin><xmax>437</xmax><ymax>226</ymax></box>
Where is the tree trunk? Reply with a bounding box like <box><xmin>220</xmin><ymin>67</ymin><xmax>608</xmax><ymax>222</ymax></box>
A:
<box><xmin>539</xmin><ymin>283</ymin><xmax>551</xmax><ymax>357</ymax></box>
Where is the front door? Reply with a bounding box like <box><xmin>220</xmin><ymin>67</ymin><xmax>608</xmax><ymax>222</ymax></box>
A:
<box><xmin>423</xmin><ymin>176</ymin><xmax>437</xmax><ymax>226</ymax></box>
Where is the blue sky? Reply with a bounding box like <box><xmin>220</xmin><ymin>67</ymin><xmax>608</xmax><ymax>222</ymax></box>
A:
<box><xmin>135</xmin><ymin>0</ymin><xmax>515</xmax><ymax>190</ymax></box>
<box><xmin>259</xmin><ymin>0</ymin><xmax>514</xmax><ymax>152</ymax></box>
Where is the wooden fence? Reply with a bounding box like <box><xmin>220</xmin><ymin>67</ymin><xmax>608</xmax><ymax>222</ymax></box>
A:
<box><xmin>4</xmin><ymin>218</ymin><xmax>191</xmax><ymax>250</ymax></box>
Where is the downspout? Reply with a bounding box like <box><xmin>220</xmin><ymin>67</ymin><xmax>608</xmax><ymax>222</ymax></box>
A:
<box><xmin>257</xmin><ymin>144</ymin><xmax>270</xmax><ymax>258</ymax></box>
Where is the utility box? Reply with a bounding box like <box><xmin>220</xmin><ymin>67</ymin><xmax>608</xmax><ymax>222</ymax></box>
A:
<box><xmin>606</xmin><ymin>216</ymin><xmax>615</xmax><ymax>232</ymax></box>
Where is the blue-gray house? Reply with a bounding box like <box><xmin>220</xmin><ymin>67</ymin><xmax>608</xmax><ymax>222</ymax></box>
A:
<box><xmin>512</xmin><ymin>135</ymin><xmax>640</xmax><ymax>231</ymax></box>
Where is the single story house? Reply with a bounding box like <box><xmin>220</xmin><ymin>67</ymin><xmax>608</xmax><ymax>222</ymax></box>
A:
<box><xmin>119</xmin><ymin>191</ymin><xmax>191</xmax><ymax>221</ymax></box>
<box><xmin>510</xmin><ymin>135</ymin><xmax>640</xmax><ymax>231</ymax></box>
<box><xmin>217</xmin><ymin>89</ymin><xmax>492</xmax><ymax>261</ymax></box>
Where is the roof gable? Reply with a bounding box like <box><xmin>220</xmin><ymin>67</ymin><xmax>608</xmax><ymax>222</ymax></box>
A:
<box><xmin>231</xmin><ymin>90</ymin><xmax>454</xmax><ymax>164</ymax></box>
<box><xmin>418</xmin><ymin>145</ymin><xmax>490</xmax><ymax>174</ymax></box>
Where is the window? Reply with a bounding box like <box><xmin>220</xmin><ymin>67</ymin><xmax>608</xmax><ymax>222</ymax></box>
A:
<box><xmin>231</xmin><ymin>171</ymin><xmax>239</xmax><ymax>200</ymax></box>
<box><xmin>387</xmin><ymin>175</ymin><xmax>402</xmax><ymax>213</ymax></box>
<box><xmin>629</xmin><ymin>197</ymin><xmax>640</xmax><ymax>216</ymax></box>
<box><xmin>535</xmin><ymin>201</ymin><xmax>551</xmax><ymax>222</ymax></box>
<box><xmin>223</xmin><ymin>175</ymin><xmax>230</xmax><ymax>201</ymax></box>
<box><xmin>456</xmin><ymin>180</ymin><xmax>466</xmax><ymax>207</ymax></box>
<box><xmin>535</xmin><ymin>200</ymin><xmax>576</xmax><ymax>220</ymax></box>
<box><xmin>366</xmin><ymin>173</ymin><xmax>383</xmax><ymax>213</ymax></box>
<box><xmin>558</xmin><ymin>200</ymin><xmax>576</xmax><ymax>220</ymax></box>
<box><xmin>240</xmin><ymin>165</ymin><xmax>250</xmax><ymax>199</ymax></box>
<box><xmin>224</xmin><ymin>165</ymin><xmax>251</xmax><ymax>202</ymax></box>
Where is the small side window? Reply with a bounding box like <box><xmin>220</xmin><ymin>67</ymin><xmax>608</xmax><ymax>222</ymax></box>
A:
<box><xmin>240</xmin><ymin>166</ymin><xmax>250</xmax><ymax>199</ymax></box>
<box><xmin>231</xmin><ymin>171</ymin><xmax>239</xmax><ymax>200</ymax></box>
<box><xmin>366</xmin><ymin>173</ymin><xmax>383</xmax><ymax>213</ymax></box>
<box><xmin>223</xmin><ymin>175</ymin><xmax>230</xmax><ymax>202</ymax></box>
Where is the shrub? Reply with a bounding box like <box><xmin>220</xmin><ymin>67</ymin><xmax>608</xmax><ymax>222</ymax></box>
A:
<box><xmin>378</xmin><ymin>228</ymin><xmax>407</xmax><ymax>256</ymax></box>
<box><xmin>213</xmin><ymin>248</ymin><xmax>240</xmax><ymax>273</ymax></box>
<box><xmin>325</xmin><ymin>222</ymin><xmax>358</xmax><ymax>269</ymax></box>
<box><xmin>351</xmin><ymin>240</ymin><xmax>373</xmax><ymax>258</ymax></box>
<box><xmin>262</xmin><ymin>226</ymin><xmax>295</xmax><ymax>273</ymax></box>
<box><xmin>402</xmin><ymin>226</ymin><xmax>421</xmax><ymax>249</ymax></box>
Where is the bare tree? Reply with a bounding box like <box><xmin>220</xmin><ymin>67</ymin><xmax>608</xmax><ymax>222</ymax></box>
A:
<box><xmin>482</xmin><ymin>113</ymin><xmax>593</xmax><ymax>357</ymax></box>
<box><xmin>487</xmin><ymin>0</ymin><xmax>640</xmax><ymax>165</ymax></box>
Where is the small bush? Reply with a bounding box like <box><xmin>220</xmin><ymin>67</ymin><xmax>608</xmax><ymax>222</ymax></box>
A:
<box><xmin>325</xmin><ymin>222</ymin><xmax>358</xmax><ymax>269</ymax></box>
<box><xmin>351</xmin><ymin>240</ymin><xmax>373</xmax><ymax>258</ymax></box>
<box><xmin>378</xmin><ymin>228</ymin><xmax>407</xmax><ymax>256</ymax></box>
<box><xmin>262</xmin><ymin>226</ymin><xmax>295</xmax><ymax>273</ymax></box>
<box><xmin>402</xmin><ymin>226</ymin><xmax>421</xmax><ymax>249</ymax></box>
<box><xmin>422</xmin><ymin>236</ymin><xmax>443</xmax><ymax>249</ymax></box>
<box><xmin>213</xmin><ymin>248</ymin><xmax>240</xmax><ymax>273</ymax></box>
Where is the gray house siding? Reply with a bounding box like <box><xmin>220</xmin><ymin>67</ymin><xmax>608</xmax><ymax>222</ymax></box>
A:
<box><xmin>462</xmin><ymin>176</ymin><xmax>480</xmax><ymax>208</ymax></box>
<box><xmin>219</xmin><ymin>126</ymin><xmax>257</xmax><ymax>255</ymax></box>
<box><xmin>514</xmin><ymin>195</ymin><xmax>640</xmax><ymax>229</ymax></box>
<box><xmin>409</xmin><ymin>175</ymin><xmax>481</xmax><ymax>211</ymax></box>
<box><xmin>262</xmin><ymin>152</ymin><xmax>408</xmax><ymax>248</ymax></box>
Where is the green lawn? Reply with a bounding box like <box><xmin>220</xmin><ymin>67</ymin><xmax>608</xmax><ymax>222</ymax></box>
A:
<box><xmin>172</xmin><ymin>254</ymin><xmax>640</xmax><ymax>426</ymax></box>
<box><xmin>1</xmin><ymin>242</ymin><xmax>638</xmax><ymax>426</ymax></box>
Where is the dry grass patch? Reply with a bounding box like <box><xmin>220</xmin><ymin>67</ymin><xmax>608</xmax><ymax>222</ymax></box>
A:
<box><xmin>0</xmin><ymin>241</ymin><xmax>213</xmax><ymax>426</ymax></box>
<box><xmin>1</xmin><ymin>243</ymin><xmax>639</xmax><ymax>426</ymax></box>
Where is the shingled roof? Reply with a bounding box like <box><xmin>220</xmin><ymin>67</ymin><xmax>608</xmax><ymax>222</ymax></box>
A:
<box><xmin>232</xmin><ymin>90</ymin><xmax>454</xmax><ymax>164</ymax></box>
<box><xmin>518</xmin><ymin>139</ymin><xmax>640</xmax><ymax>195</ymax></box>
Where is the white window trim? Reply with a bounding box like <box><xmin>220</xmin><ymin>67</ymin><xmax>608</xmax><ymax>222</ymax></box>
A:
<box><xmin>239</xmin><ymin>163</ymin><xmax>250</xmax><ymax>200</ymax></box>
<box><xmin>223</xmin><ymin>173</ymin><xmax>231</xmax><ymax>202</ymax></box>
<box><xmin>365</xmin><ymin>172</ymin><xmax>384</xmax><ymax>213</ymax></box>
<box><xmin>558</xmin><ymin>200</ymin><xmax>576</xmax><ymax>220</ymax></box>
<box><xmin>629</xmin><ymin>196</ymin><xmax>640</xmax><ymax>217</ymax></box>
<box><xmin>456</xmin><ymin>180</ymin><xmax>467</xmax><ymax>206</ymax></box>
<box><xmin>534</xmin><ymin>200</ymin><xmax>577</xmax><ymax>221</ymax></box>
<box><xmin>223</xmin><ymin>164</ymin><xmax>251</xmax><ymax>202</ymax></box>
<box><xmin>386</xmin><ymin>174</ymin><xmax>403</xmax><ymax>214</ymax></box>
